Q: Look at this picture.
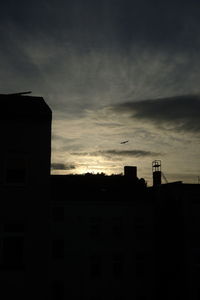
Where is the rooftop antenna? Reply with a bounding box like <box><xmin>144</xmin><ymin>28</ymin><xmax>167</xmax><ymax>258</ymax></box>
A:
<box><xmin>6</xmin><ymin>91</ymin><xmax>32</xmax><ymax>96</ymax></box>
<box><xmin>152</xmin><ymin>160</ymin><xmax>162</xmax><ymax>186</ymax></box>
<box><xmin>152</xmin><ymin>160</ymin><xmax>168</xmax><ymax>186</ymax></box>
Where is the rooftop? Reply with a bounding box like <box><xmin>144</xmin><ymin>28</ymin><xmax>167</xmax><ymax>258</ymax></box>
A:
<box><xmin>0</xmin><ymin>93</ymin><xmax>52</xmax><ymax>120</ymax></box>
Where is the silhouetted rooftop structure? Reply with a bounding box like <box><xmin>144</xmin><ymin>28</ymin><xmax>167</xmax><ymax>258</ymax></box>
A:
<box><xmin>50</xmin><ymin>173</ymin><xmax>147</xmax><ymax>202</ymax></box>
<box><xmin>0</xmin><ymin>94</ymin><xmax>51</xmax><ymax>120</ymax></box>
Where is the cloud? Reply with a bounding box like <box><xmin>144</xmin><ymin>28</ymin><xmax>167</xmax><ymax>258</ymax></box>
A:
<box><xmin>51</xmin><ymin>163</ymin><xmax>76</xmax><ymax>171</ymax></box>
<box><xmin>112</xmin><ymin>94</ymin><xmax>200</xmax><ymax>132</ymax></box>
<box><xmin>1</xmin><ymin>0</ymin><xmax>200</xmax><ymax>53</ymax></box>
<box><xmin>71</xmin><ymin>149</ymin><xmax>161</xmax><ymax>158</ymax></box>
<box><xmin>101</xmin><ymin>150</ymin><xmax>161</xmax><ymax>158</ymax></box>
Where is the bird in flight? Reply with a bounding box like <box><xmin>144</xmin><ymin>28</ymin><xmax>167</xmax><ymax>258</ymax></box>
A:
<box><xmin>120</xmin><ymin>140</ymin><xmax>129</xmax><ymax>144</ymax></box>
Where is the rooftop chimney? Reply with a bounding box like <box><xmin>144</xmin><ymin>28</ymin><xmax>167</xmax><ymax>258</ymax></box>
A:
<box><xmin>124</xmin><ymin>166</ymin><xmax>137</xmax><ymax>180</ymax></box>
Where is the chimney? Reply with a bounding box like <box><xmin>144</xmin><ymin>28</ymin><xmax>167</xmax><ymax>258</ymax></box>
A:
<box><xmin>124</xmin><ymin>166</ymin><xmax>137</xmax><ymax>180</ymax></box>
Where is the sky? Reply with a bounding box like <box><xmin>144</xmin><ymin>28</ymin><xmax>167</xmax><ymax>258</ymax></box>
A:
<box><xmin>0</xmin><ymin>0</ymin><xmax>200</xmax><ymax>185</ymax></box>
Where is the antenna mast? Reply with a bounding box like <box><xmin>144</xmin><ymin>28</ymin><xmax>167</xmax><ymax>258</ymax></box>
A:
<box><xmin>152</xmin><ymin>160</ymin><xmax>162</xmax><ymax>186</ymax></box>
<box><xmin>6</xmin><ymin>91</ymin><xmax>32</xmax><ymax>96</ymax></box>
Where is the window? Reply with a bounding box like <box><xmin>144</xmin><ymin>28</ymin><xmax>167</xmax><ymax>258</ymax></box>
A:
<box><xmin>90</xmin><ymin>296</ymin><xmax>102</xmax><ymax>300</ymax></box>
<box><xmin>135</xmin><ymin>216</ymin><xmax>145</xmax><ymax>230</ymax></box>
<box><xmin>89</xmin><ymin>217</ymin><xmax>102</xmax><ymax>239</ymax></box>
<box><xmin>6</xmin><ymin>168</ymin><xmax>26</xmax><ymax>184</ymax></box>
<box><xmin>135</xmin><ymin>216</ymin><xmax>147</xmax><ymax>241</ymax></box>
<box><xmin>192</xmin><ymin>249</ymin><xmax>200</xmax><ymax>265</ymax></box>
<box><xmin>112</xmin><ymin>217</ymin><xmax>123</xmax><ymax>238</ymax></box>
<box><xmin>197</xmin><ymin>288</ymin><xmax>200</xmax><ymax>300</ymax></box>
<box><xmin>112</xmin><ymin>253</ymin><xmax>123</xmax><ymax>279</ymax></box>
<box><xmin>4</xmin><ymin>223</ymin><xmax>25</xmax><ymax>233</ymax></box>
<box><xmin>1</xmin><ymin>237</ymin><xmax>24</xmax><ymax>268</ymax></box>
<box><xmin>52</xmin><ymin>239</ymin><xmax>64</xmax><ymax>260</ymax></box>
<box><xmin>90</xmin><ymin>255</ymin><xmax>102</xmax><ymax>279</ymax></box>
<box><xmin>0</xmin><ymin>160</ymin><xmax>4</xmax><ymax>184</ymax></box>
<box><xmin>136</xmin><ymin>295</ymin><xmax>147</xmax><ymax>300</ymax></box>
<box><xmin>136</xmin><ymin>252</ymin><xmax>145</xmax><ymax>278</ymax></box>
<box><xmin>113</xmin><ymin>296</ymin><xmax>124</xmax><ymax>300</ymax></box>
<box><xmin>52</xmin><ymin>206</ymin><xmax>64</xmax><ymax>222</ymax></box>
<box><xmin>0</xmin><ymin>223</ymin><xmax>24</xmax><ymax>270</ymax></box>
<box><xmin>51</xmin><ymin>280</ymin><xmax>64</xmax><ymax>300</ymax></box>
<box><xmin>190</xmin><ymin>232</ymin><xmax>200</xmax><ymax>248</ymax></box>
<box><xmin>5</xmin><ymin>155</ymin><xmax>28</xmax><ymax>185</ymax></box>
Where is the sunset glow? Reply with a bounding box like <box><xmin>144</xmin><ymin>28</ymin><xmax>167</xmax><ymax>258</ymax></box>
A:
<box><xmin>1</xmin><ymin>1</ymin><xmax>200</xmax><ymax>185</ymax></box>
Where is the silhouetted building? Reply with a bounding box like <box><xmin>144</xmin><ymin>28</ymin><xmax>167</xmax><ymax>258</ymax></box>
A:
<box><xmin>0</xmin><ymin>93</ymin><xmax>52</xmax><ymax>299</ymax></box>
<box><xmin>49</xmin><ymin>174</ymin><xmax>155</xmax><ymax>300</ymax></box>
<box><xmin>150</xmin><ymin>182</ymin><xmax>200</xmax><ymax>300</ymax></box>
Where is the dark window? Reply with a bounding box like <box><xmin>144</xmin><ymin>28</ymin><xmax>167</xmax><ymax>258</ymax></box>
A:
<box><xmin>136</xmin><ymin>295</ymin><xmax>147</xmax><ymax>300</ymax></box>
<box><xmin>194</xmin><ymin>255</ymin><xmax>200</xmax><ymax>265</ymax></box>
<box><xmin>112</xmin><ymin>217</ymin><xmax>123</xmax><ymax>238</ymax></box>
<box><xmin>136</xmin><ymin>252</ymin><xmax>145</xmax><ymax>278</ymax></box>
<box><xmin>77</xmin><ymin>216</ymin><xmax>82</xmax><ymax>223</ymax></box>
<box><xmin>52</xmin><ymin>206</ymin><xmax>64</xmax><ymax>222</ymax></box>
<box><xmin>0</xmin><ymin>161</ymin><xmax>3</xmax><ymax>184</ymax></box>
<box><xmin>0</xmin><ymin>223</ymin><xmax>24</xmax><ymax>270</ymax></box>
<box><xmin>89</xmin><ymin>217</ymin><xmax>102</xmax><ymax>239</ymax></box>
<box><xmin>0</xmin><ymin>236</ymin><xmax>24</xmax><ymax>269</ymax></box>
<box><xmin>112</xmin><ymin>254</ymin><xmax>123</xmax><ymax>279</ymax></box>
<box><xmin>4</xmin><ymin>223</ymin><xmax>25</xmax><ymax>233</ymax></box>
<box><xmin>6</xmin><ymin>168</ymin><xmax>26</xmax><ymax>184</ymax></box>
<box><xmin>5</xmin><ymin>157</ymin><xmax>27</xmax><ymax>185</ymax></box>
<box><xmin>51</xmin><ymin>280</ymin><xmax>64</xmax><ymax>300</ymax></box>
<box><xmin>135</xmin><ymin>216</ymin><xmax>148</xmax><ymax>241</ymax></box>
<box><xmin>135</xmin><ymin>216</ymin><xmax>145</xmax><ymax>230</ymax></box>
<box><xmin>52</xmin><ymin>239</ymin><xmax>64</xmax><ymax>260</ymax></box>
<box><xmin>190</xmin><ymin>233</ymin><xmax>200</xmax><ymax>248</ymax></box>
<box><xmin>90</xmin><ymin>296</ymin><xmax>102</xmax><ymax>300</ymax></box>
<box><xmin>197</xmin><ymin>288</ymin><xmax>200</xmax><ymax>300</ymax></box>
<box><xmin>90</xmin><ymin>255</ymin><xmax>102</xmax><ymax>279</ymax></box>
<box><xmin>113</xmin><ymin>296</ymin><xmax>124</xmax><ymax>300</ymax></box>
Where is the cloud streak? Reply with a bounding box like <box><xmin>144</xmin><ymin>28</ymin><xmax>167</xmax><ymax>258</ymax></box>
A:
<box><xmin>51</xmin><ymin>163</ymin><xmax>76</xmax><ymax>171</ymax></box>
<box><xmin>72</xmin><ymin>149</ymin><xmax>161</xmax><ymax>158</ymax></box>
<box><xmin>112</xmin><ymin>94</ymin><xmax>200</xmax><ymax>133</ymax></box>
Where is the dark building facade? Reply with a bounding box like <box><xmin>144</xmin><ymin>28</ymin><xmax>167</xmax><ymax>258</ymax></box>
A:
<box><xmin>0</xmin><ymin>94</ymin><xmax>52</xmax><ymax>299</ymax></box>
<box><xmin>152</xmin><ymin>183</ymin><xmax>200</xmax><ymax>300</ymax></box>
<box><xmin>49</xmin><ymin>174</ymin><xmax>155</xmax><ymax>300</ymax></box>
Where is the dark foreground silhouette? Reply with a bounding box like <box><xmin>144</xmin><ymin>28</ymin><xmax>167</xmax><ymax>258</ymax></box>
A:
<box><xmin>0</xmin><ymin>93</ymin><xmax>200</xmax><ymax>300</ymax></box>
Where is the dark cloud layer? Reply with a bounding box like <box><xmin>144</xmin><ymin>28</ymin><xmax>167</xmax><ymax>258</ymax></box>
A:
<box><xmin>51</xmin><ymin>163</ymin><xmax>76</xmax><ymax>171</ymax></box>
<box><xmin>113</xmin><ymin>94</ymin><xmax>200</xmax><ymax>132</ymax></box>
<box><xmin>72</xmin><ymin>149</ymin><xmax>160</xmax><ymax>158</ymax></box>
<box><xmin>1</xmin><ymin>0</ymin><xmax>200</xmax><ymax>110</ymax></box>
<box><xmin>1</xmin><ymin>0</ymin><xmax>200</xmax><ymax>52</ymax></box>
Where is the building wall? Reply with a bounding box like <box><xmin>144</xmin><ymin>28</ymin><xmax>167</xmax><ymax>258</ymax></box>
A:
<box><xmin>0</xmin><ymin>95</ymin><xmax>52</xmax><ymax>300</ymax></box>
<box><xmin>152</xmin><ymin>184</ymin><xmax>200</xmax><ymax>300</ymax></box>
<box><xmin>49</xmin><ymin>192</ymin><xmax>156</xmax><ymax>300</ymax></box>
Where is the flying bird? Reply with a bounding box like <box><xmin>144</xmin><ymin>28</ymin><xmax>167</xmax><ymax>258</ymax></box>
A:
<box><xmin>120</xmin><ymin>140</ymin><xmax>129</xmax><ymax>144</ymax></box>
